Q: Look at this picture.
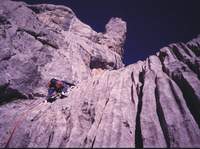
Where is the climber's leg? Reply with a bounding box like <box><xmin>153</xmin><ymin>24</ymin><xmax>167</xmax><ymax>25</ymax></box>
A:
<box><xmin>47</xmin><ymin>87</ymin><xmax>56</xmax><ymax>102</ymax></box>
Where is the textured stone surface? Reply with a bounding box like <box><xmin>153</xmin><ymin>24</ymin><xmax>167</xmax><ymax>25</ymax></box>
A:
<box><xmin>0</xmin><ymin>0</ymin><xmax>125</xmax><ymax>102</ymax></box>
<box><xmin>0</xmin><ymin>0</ymin><xmax>200</xmax><ymax>148</ymax></box>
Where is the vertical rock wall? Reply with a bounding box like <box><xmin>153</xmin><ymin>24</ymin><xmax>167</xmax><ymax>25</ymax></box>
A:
<box><xmin>0</xmin><ymin>0</ymin><xmax>199</xmax><ymax>148</ymax></box>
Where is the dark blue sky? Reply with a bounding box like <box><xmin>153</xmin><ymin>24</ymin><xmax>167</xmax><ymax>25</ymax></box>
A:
<box><xmin>18</xmin><ymin>0</ymin><xmax>200</xmax><ymax>65</ymax></box>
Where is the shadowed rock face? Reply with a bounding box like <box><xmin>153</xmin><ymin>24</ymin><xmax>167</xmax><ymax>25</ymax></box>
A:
<box><xmin>0</xmin><ymin>0</ymin><xmax>200</xmax><ymax>148</ymax></box>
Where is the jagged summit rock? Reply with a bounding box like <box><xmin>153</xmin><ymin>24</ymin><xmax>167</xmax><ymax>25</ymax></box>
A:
<box><xmin>0</xmin><ymin>0</ymin><xmax>200</xmax><ymax>148</ymax></box>
<box><xmin>97</xmin><ymin>17</ymin><xmax>127</xmax><ymax>56</ymax></box>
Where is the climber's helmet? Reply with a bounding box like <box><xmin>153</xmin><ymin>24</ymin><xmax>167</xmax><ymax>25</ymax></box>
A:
<box><xmin>50</xmin><ymin>78</ymin><xmax>57</xmax><ymax>86</ymax></box>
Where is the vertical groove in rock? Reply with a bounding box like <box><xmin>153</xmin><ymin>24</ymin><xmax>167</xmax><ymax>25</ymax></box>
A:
<box><xmin>158</xmin><ymin>50</ymin><xmax>200</xmax><ymax>128</ymax></box>
<box><xmin>184</xmin><ymin>43</ymin><xmax>200</xmax><ymax>79</ymax></box>
<box><xmin>187</xmin><ymin>44</ymin><xmax>200</xmax><ymax>57</ymax></box>
<box><xmin>157</xmin><ymin>51</ymin><xmax>169</xmax><ymax>76</ymax></box>
<box><xmin>130</xmin><ymin>72</ymin><xmax>135</xmax><ymax>105</ymax></box>
<box><xmin>47</xmin><ymin>131</ymin><xmax>54</xmax><ymax>148</ymax></box>
<box><xmin>170</xmin><ymin>45</ymin><xmax>200</xmax><ymax>80</ymax></box>
<box><xmin>135</xmin><ymin>70</ymin><xmax>144</xmax><ymax>148</ymax></box>
<box><xmin>180</xmin><ymin>43</ymin><xmax>193</xmax><ymax>57</ymax></box>
<box><xmin>154</xmin><ymin>76</ymin><xmax>171</xmax><ymax>148</ymax></box>
<box><xmin>168</xmin><ymin>79</ymin><xmax>186</xmax><ymax>116</ymax></box>
<box><xmin>90</xmin><ymin>97</ymin><xmax>110</xmax><ymax>148</ymax></box>
<box><xmin>91</xmin><ymin>136</ymin><xmax>96</xmax><ymax>148</ymax></box>
<box><xmin>59</xmin><ymin>107</ymin><xmax>72</xmax><ymax>147</ymax></box>
<box><xmin>171</xmin><ymin>74</ymin><xmax>200</xmax><ymax>128</ymax></box>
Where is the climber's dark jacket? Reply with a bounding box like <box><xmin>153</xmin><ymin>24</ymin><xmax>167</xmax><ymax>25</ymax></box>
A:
<box><xmin>47</xmin><ymin>78</ymin><xmax>74</xmax><ymax>101</ymax></box>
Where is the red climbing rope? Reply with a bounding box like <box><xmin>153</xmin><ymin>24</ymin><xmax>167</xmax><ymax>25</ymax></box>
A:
<box><xmin>4</xmin><ymin>100</ymin><xmax>44</xmax><ymax>148</ymax></box>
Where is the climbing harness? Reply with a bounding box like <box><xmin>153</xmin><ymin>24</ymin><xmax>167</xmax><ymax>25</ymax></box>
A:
<box><xmin>48</xmin><ymin>85</ymin><xmax>76</xmax><ymax>102</ymax></box>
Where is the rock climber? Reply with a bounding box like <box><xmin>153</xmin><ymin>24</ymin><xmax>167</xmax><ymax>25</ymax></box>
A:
<box><xmin>46</xmin><ymin>78</ymin><xmax>75</xmax><ymax>102</ymax></box>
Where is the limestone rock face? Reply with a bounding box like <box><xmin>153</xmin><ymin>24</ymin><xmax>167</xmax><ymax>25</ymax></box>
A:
<box><xmin>0</xmin><ymin>0</ymin><xmax>124</xmax><ymax>101</ymax></box>
<box><xmin>0</xmin><ymin>0</ymin><xmax>200</xmax><ymax>148</ymax></box>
